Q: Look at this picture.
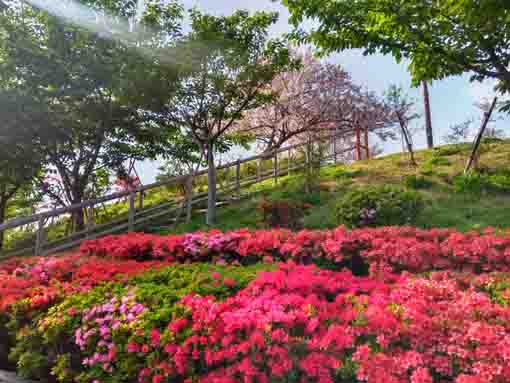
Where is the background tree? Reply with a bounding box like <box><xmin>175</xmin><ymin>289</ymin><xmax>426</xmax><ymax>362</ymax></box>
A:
<box><xmin>0</xmin><ymin>86</ymin><xmax>53</xmax><ymax>249</ymax></box>
<box><xmin>241</xmin><ymin>49</ymin><xmax>396</xmax><ymax>153</ymax></box>
<box><xmin>443</xmin><ymin>119</ymin><xmax>473</xmax><ymax>144</ymax></box>
<box><xmin>384</xmin><ymin>85</ymin><xmax>420</xmax><ymax>165</ymax></box>
<box><xmin>161</xmin><ymin>10</ymin><xmax>293</xmax><ymax>224</ymax></box>
<box><xmin>0</xmin><ymin>130</ymin><xmax>43</xmax><ymax>250</ymax></box>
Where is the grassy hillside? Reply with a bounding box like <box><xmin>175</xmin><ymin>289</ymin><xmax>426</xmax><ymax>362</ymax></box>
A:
<box><xmin>151</xmin><ymin>139</ymin><xmax>510</xmax><ymax>234</ymax></box>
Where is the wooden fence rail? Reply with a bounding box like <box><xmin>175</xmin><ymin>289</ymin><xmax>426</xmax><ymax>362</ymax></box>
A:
<box><xmin>0</xmin><ymin>133</ymin><xmax>357</xmax><ymax>259</ymax></box>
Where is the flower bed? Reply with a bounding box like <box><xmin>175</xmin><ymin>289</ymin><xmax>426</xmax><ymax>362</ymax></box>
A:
<box><xmin>2</xmin><ymin>226</ymin><xmax>510</xmax><ymax>383</ymax></box>
<box><xmin>0</xmin><ymin>255</ymin><xmax>170</xmax><ymax>312</ymax></box>
<box><xmin>5</xmin><ymin>263</ymin><xmax>510</xmax><ymax>383</ymax></box>
<box><xmin>80</xmin><ymin>226</ymin><xmax>510</xmax><ymax>274</ymax></box>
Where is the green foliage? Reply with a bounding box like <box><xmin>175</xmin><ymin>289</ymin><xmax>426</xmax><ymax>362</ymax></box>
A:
<box><xmin>139</xmin><ymin>141</ymin><xmax>510</xmax><ymax>235</ymax></box>
<box><xmin>433</xmin><ymin>144</ymin><xmax>470</xmax><ymax>157</ymax></box>
<box><xmin>283</xmin><ymin>0</ymin><xmax>510</xmax><ymax>94</ymax></box>
<box><xmin>453</xmin><ymin>173</ymin><xmax>485</xmax><ymax>197</ymax></box>
<box><xmin>332</xmin><ymin>168</ymin><xmax>366</xmax><ymax>179</ymax></box>
<box><xmin>482</xmin><ymin>137</ymin><xmax>506</xmax><ymax>144</ymax></box>
<box><xmin>161</xmin><ymin>9</ymin><xmax>295</xmax><ymax>223</ymax></box>
<box><xmin>486</xmin><ymin>173</ymin><xmax>510</xmax><ymax>192</ymax></box>
<box><xmin>404</xmin><ymin>175</ymin><xmax>433</xmax><ymax>190</ymax></box>
<box><xmin>0</xmin><ymin>0</ymin><xmax>185</xmax><ymax>222</ymax></box>
<box><xmin>454</xmin><ymin>171</ymin><xmax>510</xmax><ymax>196</ymax></box>
<box><xmin>336</xmin><ymin>185</ymin><xmax>424</xmax><ymax>228</ymax></box>
<box><xmin>167</xmin><ymin>8</ymin><xmax>295</xmax><ymax>145</ymax></box>
<box><xmin>268</xmin><ymin>177</ymin><xmax>322</xmax><ymax>206</ymax></box>
<box><xmin>482</xmin><ymin>275</ymin><xmax>510</xmax><ymax>307</ymax></box>
<box><xmin>419</xmin><ymin>167</ymin><xmax>437</xmax><ymax>177</ymax></box>
<box><xmin>426</xmin><ymin>156</ymin><xmax>451</xmax><ymax>167</ymax></box>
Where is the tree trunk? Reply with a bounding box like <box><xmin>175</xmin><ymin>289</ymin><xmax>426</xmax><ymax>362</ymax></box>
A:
<box><xmin>206</xmin><ymin>142</ymin><xmax>217</xmax><ymax>225</ymax></box>
<box><xmin>70</xmin><ymin>188</ymin><xmax>85</xmax><ymax>232</ymax></box>
<box><xmin>422</xmin><ymin>81</ymin><xmax>434</xmax><ymax>149</ymax></box>
<box><xmin>0</xmin><ymin>199</ymin><xmax>6</xmax><ymax>251</ymax></box>
<box><xmin>396</xmin><ymin>112</ymin><xmax>417</xmax><ymax>166</ymax></box>
<box><xmin>72</xmin><ymin>207</ymin><xmax>86</xmax><ymax>232</ymax></box>
<box><xmin>465</xmin><ymin>97</ymin><xmax>498</xmax><ymax>174</ymax></box>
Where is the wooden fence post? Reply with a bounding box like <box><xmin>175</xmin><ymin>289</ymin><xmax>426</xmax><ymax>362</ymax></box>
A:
<box><xmin>288</xmin><ymin>148</ymin><xmax>292</xmax><ymax>175</ymax></box>
<box><xmin>35</xmin><ymin>216</ymin><xmax>45</xmax><ymax>256</ymax></box>
<box><xmin>139</xmin><ymin>190</ymin><xmax>144</xmax><ymax>210</ymax></box>
<box><xmin>356</xmin><ymin>126</ymin><xmax>362</xmax><ymax>161</ymax></box>
<box><xmin>333</xmin><ymin>134</ymin><xmax>337</xmax><ymax>163</ymax></box>
<box><xmin>185</xmin><ymin>176</ymin><xmax>193</xmax><ymax>223</ymax></box>
<box><xmin>274</xmin><ymin>152</ymin><xmax>278</xmax><ymax>185</ymax></box>
<box><xmin>364</xmin><ymin>125</ymin><xmax>370</xmax><ymax>159</ymax></box>
<box><xmin>235</xmin><ymin>159</ymin><xmax>241</xmax><ymax>199</ymax></box>
<box><xmin>128</xmin><ymin>191</ymin><xmax>135</xmax><ymax>232</ymax></box>
<box><xmin>86</xmin><ymin>203</ymin><xmax>94</xmax><ymax>239</ymax></box>
<box><xmin>306</xmin><ymin>138</ymin><xmax>312</xmax><ymax>193</ymax></box>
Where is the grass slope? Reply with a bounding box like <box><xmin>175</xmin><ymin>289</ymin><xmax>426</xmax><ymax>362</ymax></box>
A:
<box><xmin>151</xmin><ymin>139</ymin><xmax>510</xmax><ymax>234</ymax></box>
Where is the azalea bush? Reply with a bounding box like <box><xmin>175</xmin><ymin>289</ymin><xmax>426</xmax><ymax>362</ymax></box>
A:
<box><xmin>79</xmin><ymin>226</ymin><xmax>510</xmax><ymax>275</ymax></box>
<box><xmin>0</xmin><ymin>255</ymin><xmax>173</xmax><ymax>371</ymax></box>
<box><xmin>404</xmin><ymin>175</ymin><xmax>433</xmax><ymax>190</ymax></box>
<box><xmin>6</xmin><ymin>262</ymin><xmax>510</xmax><ymax>383</ymax></box>
<box><xmin>3</xmin><ymin>225</ymin><xmax>510</xmax><ymax>382</ymax></box>
<box><xmin>335</xmin><ymin>186</ymin><xmax>424</xmax><ymax>228</ymax></box>
<box><xmin>8</xmin><ymin>263</ymin><xmax>271</xmax><ymax>381</ymax></box>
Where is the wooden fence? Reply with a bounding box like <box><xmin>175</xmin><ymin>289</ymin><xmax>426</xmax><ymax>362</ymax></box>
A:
<box><xmin>0</xmin><ymin>133</ymin><xmax>360</xmax><ymax>259</ymax></box>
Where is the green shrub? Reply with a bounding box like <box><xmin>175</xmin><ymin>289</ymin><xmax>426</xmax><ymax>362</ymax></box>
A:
<box><xmin>419</xmin><ymin>166</ymin><xmax>437</xmax><ymax>177</ymax></box>
<box><xmin>432</xmin><ymin>144</ymin><xmax>470</xmax><ymax>157</ymax></box>
<box><xmin>426</xmin><ymin>156</ymin><xmax>451</xmax><ymax>167</ymax></box>
<box><xmin>482</xmin><ymin>137</ymin><xmax>505</xmax><ymax>144</ymax></box>
<box><xmin>453</xmin><ymin>171</ymin><xmax>510</xmax><ymax>196</ymax></box>
<box><xmin>336</xmin><ymin>185</ymin><xmax>424</xmax><ymax>228</ymax></box>
<box><xmin>333</xmin><ymin>168</ymin><xmax>365</xmax><ymax>179</ymax></box>
<box><xmin>453</xmin><ymin>173</ymin><xmax>485</xmax><ymax>197</ymax></box>
<box><xmin>478</xmin><ymin>274</ymin><xmax>510</xmax><ymax>306</ymax></box>
<box><xmin>486</xmin><ymin>174</ymin><xmax>510</xmax><ymax>192</ymax></box>
<box><xmin>404</xmin><ymin>175</ymin><xmax>433</xmax><ymax>190</ymax></box>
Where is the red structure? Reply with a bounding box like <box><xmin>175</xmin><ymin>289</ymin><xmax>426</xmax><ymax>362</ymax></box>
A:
<box><xmin>354</xmin><ymin>124</ymin><xmax>370</xmax><ymax>161</ymax></box>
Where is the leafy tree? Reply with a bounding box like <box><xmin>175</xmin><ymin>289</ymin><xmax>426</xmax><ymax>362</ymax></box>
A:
<box><xmin>283</xmin><ymin>0</ymin><xmax>510</xmax><ymax>107</ymax></box>
<box><xmin>384</xmin><ymin>85</ymin><xmax>420</xmax><ymax>165</ymax></box>
<box><xmin>0</xmin><ymin>87</ymin><xmax>52</xmax><ymax>249</ymax></box>
<box><xmin>162</xmin><ymin>10</ymin><xmax>293</xmax><ymax>224</ymax></box>
<box><xmin>0</xmin><ymin>140</ymin><xmax>42</xmax><ymax>251</ymax></box>
<box><xmin>0</xmin><ymin>0</ymin><xmax>183</xmax><ymax>230</ymax></box>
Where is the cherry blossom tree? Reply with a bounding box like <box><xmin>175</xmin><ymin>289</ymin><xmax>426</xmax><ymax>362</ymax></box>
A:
<box><xmin>241</xmin><ymin>49</ymin><xmax>396</xmax><ymax>153</ymax></box>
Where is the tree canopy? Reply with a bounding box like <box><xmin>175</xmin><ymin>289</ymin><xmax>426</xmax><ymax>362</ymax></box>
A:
<box><xmin>283</xmin><ymin>0</ymin><xmax>510</xmax><ymax>92</ymax></box>
<box><xmin>160</xmin><ymin>9</ymin><xmax>294</xmax><ymax>224</ymax></box>
<box><xmin>0</xmin><ymin>0</ymin><xmax>184</xmax><ymax>230</ymax></box>
<box><xmin>241</xmin><ymin>49</ymin><xmax>396</xmax><ymax>152</ymax></box>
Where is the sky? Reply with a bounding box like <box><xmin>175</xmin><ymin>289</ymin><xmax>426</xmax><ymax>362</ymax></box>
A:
<box><xmin>137</xmin><ymin>0</ymin><xmax>507</xmax><ymax>184</ymax></box>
